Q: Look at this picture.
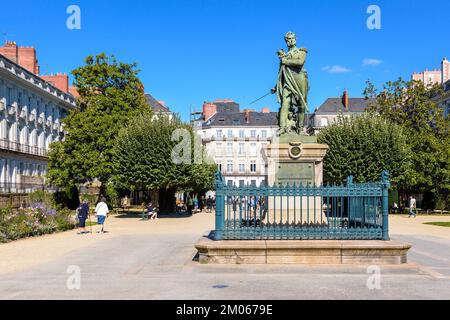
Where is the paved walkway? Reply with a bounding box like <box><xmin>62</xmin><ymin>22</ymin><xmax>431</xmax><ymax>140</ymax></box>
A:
<box><xmin>0</xmin><ymin>212</ymin><xmax>449</xmax><ymax>299</ymax></box>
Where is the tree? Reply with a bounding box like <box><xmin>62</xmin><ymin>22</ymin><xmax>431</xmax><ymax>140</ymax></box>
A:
<box><xmin>364</xmin><ymin>78</ymin><xmax>450</xmax><ymax>208</ymax></box>
<box><xmin>318</xmin><ymin>113</ymin><xmax>412</xmax><ymax>186</ymax></box>
<box><xmin>47</xmin><ymin>54</ymin><xmax>150</xmax><ymax>198</ymax></box>
<box><xmin>111</xmin><ymin>113</ymin><xmax>216</xmax><ymax>211</ymax></box>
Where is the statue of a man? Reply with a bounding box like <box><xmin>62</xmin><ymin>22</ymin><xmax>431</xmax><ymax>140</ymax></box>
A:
<box><xmin>272</xmin><ymin>32</ymin><xmax>309</xmax><ymax>134</ymax></box>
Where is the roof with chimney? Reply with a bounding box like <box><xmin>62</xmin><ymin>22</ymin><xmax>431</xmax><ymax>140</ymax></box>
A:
<box><xmin>203</xmin><ymin>99</ymin><xmax>240</xmax><ymax>113</ymax></box>
<box><xmin>203</xmin><ymin>111</ymin><xmax>278</xmax><ymax>128</ymax></box>
<box><xmin>0</xmin><ymin>53</ymin><xmax>76</xmax><ymax>108</ymax></box>
<box><xmin>145</xmin><ymin>93</ymin><xmax>171</xmax><ymax>113</ymax></box>
<box><xmin>314</xmin><ymin>97</ymin><xmax>374</xmax><ymax>114</ymax></box>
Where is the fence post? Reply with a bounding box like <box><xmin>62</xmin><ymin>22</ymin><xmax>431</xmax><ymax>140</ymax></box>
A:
<box><xmin>381</xmin><ymin>171</ymin><xmax>390</xmax><ymax>241</ymax></box>
<box><xmin>214</xmin><ymin>171</ymin><xmax>225</xmax><ymax>241</ymax></box>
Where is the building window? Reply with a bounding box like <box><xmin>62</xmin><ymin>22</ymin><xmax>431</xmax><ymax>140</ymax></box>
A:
<box><xmin>217</xmin><ymin>163</ymin><xmax>222</xmax><ymax>172</ymax></box>
<box><xmin>216</xmin><ymin>142</ymin><xmax>222</xmax><ymax>155</ymax></box>
<box><xmin>251</xmin><ymin>180</ymin><xmax>257</xmax><ymax>187</ymax></box>
<box><xmin>239</xmin><ymin>163</ymin><xmax>245</xmax><ymax>173</ymax></box>
<box><xmin>250</xmin><ymin>143</ymin><xmax>257</xmax><ymax>156</ymax></box>
<box><xmin>239</xmin><ymin>130</ymin><xmax>245</xmax><ymax>139</ymax></box>
<box><xmin>250</xmin><ymin>161</ymin><xmax>256</xmax><ymax>173</ymax></box>
<box><xmin>261</xmin><ymin>130</ymin><xmax>267</xmax><ymax>139</ymax></box>
<box><xmin>238</xmin><ymin>143</ymin><xmax>244</xmax><ymax>155</ymax></box>
<box><xmin>320</xmin><ymin>118</ymin><xmax>329</xmax><ymax>127</ymax></box>
<box><xmin>227</xmin><ymin>130</ymin><xmax>233</xmax><ymax>139</ymax></box>
<box><xmin>239</xmin><ymin>180</ymin><xmax>245</xmax><ymax>187</ymax></box>
<box><xmin>227</xmin><ymin>161</ymin><xmax>233</xmax><ymax>173</ymax></box>
<box><xmin>6</xmin><ymin>87</ymin><xmax>12</xmax><ymax>106</ymax></box>
<box><xmin>251</xmin><ymin>130</ymin><xmax>256</xmax><ymax>138</ymax></box>
<box><xmin>227</xmin><ymin>143</ymin><xmax>233</xmax><ymax>156</ymax></box>
<box><xmin>227</xmin><ymin>180</ymin><xmax>234</xmax><ymax>187</ymax></box>
<box><xmin>216</xmin><ymin>129</ymin><xmax>222</xmax><ymax>138</ymax></box>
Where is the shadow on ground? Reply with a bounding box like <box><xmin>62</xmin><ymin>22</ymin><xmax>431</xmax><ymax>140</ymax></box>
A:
<box><xmin>114</xmin><ymin>212</ymin><xmax>202</xmax><ymax>220</ymax></box>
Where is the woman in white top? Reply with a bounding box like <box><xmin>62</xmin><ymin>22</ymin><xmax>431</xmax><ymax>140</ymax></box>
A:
<box><xmin>95</xmin><ymin>197</ymin><xmax>109</xmax><ymax>233</ymax></box>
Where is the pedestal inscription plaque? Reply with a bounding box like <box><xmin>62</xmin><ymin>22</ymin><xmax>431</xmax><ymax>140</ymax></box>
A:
<box><xmin>275</xmin><ymin>162</ymin><xmax>314</xmax><ymax>185</ymax></box>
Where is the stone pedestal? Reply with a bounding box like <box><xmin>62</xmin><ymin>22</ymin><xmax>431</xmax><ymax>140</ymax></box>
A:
<box><xmin>263</xmin><ymin>133</ymin><xmax>329</xmax><ymax>187</ymax></box>
<box><xmin>195</xmin><ymin>236</ymin><xmax>412</xmax><ymax>265</ymax></box>
<box><xmin>261</xmin><ymin>134</ymin><xmax>329</xmax><ymax>224</ymax></box>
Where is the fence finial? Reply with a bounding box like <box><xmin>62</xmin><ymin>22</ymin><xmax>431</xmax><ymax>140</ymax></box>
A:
<box><xmin>214</xmin><ymin>170</ymin><xmax>225</xmax><ymax>188</ymax></box>
<box><xmin>381</xmin><ymin>171</ymin><xmax>390</xmax><ymax>188</ymax></box>
<box><xmin>347</xmin><ymin>175</ymin><xmax>354</xmax><ymax>186</ymax></box>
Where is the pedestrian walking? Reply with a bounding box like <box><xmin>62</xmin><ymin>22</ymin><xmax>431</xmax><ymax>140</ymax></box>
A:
<box><xmin>193</xmin><ymin>195</ymin><xmax>199</xmax><ymax>213</ymax></box>
<box><xmin>408</xmin><ymin>196</ymin><xmax>417</xmax><ymax>218</ymax></box>
<box><xmin>206</xmin><ymin>196</ymin><xmax>213</xmax><ymax>213</ymax></box>
<box><xmin>187</xmin><ymin>196</ymin><xmax>193</xmax><ymax>215</ymax></box>
<box><xmin>95</xmin><ymin>197</ymin><xmax>109</xmax><ymax>233</ymax></box>
<box><xmin>76</xmin><ymin>199</ymin><xmax>90</xmax><ymax>235</ymax></box>
<box><xmin>232</xmin><ymin>197</ymin><xmax>237</xmax><ymax>216</ymax></box>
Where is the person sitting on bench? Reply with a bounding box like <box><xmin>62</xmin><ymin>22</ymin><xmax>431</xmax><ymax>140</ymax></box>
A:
<box><xmin>147</xmin><ymin>202</ymin><xmax>158</xmax><ymax>220</ymax></box>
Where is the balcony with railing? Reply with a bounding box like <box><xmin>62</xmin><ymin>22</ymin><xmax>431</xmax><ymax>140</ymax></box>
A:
<box><xmin>0</xmin><ymin>139</ymin><xmax>48</xmax><ymax>157</ymax></box>
<box><xmin>0</xmin><ymin>182</ymin><xmax>59</xmax><ymax>194</ymax></box>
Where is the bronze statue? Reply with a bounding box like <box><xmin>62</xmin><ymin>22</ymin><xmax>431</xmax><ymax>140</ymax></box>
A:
<box><xmin>272</xmin><ymin>31</ymin><xmax>309</xmax><ymax>135</ymax></box>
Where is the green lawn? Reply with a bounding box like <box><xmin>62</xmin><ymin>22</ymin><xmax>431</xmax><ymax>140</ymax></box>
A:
<box><xmin>424</xmin><ymin>222</ymin><xmax>450</xmax><ymax>227</ymax></box>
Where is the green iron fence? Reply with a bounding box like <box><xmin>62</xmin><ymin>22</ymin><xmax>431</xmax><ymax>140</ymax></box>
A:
<box><xmin>213</xmin><ymin>171</ymin><xmax>390</xmax><ymax>241</ymax></box>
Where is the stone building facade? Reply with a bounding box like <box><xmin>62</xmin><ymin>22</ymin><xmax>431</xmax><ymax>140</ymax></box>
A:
<box><xmin>0</xmin><ymin>53</ymin><xmax>76</xmax><ymax>193</ymax></box>
<box><xmin>412</xmin><ymin>57</ymin><xmax>450</xmax><ymax>86</ymax></box>
<box><xmin>195</xmin><ymin>107</ymin><xmax>277</xmax><ymax>187</ymax></box>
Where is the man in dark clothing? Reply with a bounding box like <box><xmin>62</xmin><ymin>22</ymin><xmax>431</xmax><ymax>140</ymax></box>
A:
<box><xmin>187</xmin><ymin>196</ymin><xmax>194</xmax><ymax>215</ymax></box>
<box><xmin>77</xmin><ymin>200</ymin><xmax>90</xmax><ymax>234</ymax></box>
<box><xmin>206</xmin><ymin>196</ymin><xmax>212</xmax><ymax>213</ymax></box>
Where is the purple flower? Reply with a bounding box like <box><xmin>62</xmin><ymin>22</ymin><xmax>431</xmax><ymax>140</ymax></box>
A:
<box><xmin>30</xmin><ymin>202</ymin><xmax>45</xmax><ymax>210</ymax></box>
<box><xmin>46</xmin><ymin>209</ymin><xmax>57</xmax><ymax>216</ymax></box>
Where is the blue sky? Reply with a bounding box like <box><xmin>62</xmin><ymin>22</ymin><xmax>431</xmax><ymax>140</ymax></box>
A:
<box><xmin>2</xmin><ymin>0</ymin><xmax>449</xmax><ymax>120</ymax></box>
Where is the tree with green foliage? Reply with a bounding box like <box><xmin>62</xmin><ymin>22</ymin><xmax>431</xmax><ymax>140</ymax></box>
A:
<box><xmin>47</xmin><ymin>54</ymin><xmax>150</xmax><ymax>201</ymax></box>
<box><xmin>111</xmin><ymin>113</ymin><xmax>216</xmax><ymax>211</ymax></box>
<box><xmin>318</xmin><ymin>113</ymin><xmax>412</xmax><ymax>186</ymax></box>
<box><xmin>364</xmin><ymin>78</ymin><xmax>450</xmax><ymax>209</ymax></box>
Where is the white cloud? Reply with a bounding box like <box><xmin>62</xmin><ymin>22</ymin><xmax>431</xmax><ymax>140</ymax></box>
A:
<box><xmin>362</xmin><ymin>58</ymin><xmax>383</xmax><ymax>67</ymax></box>
<box><xmin>322</xmin><ymin>65</ymin><xmax>351</xmax><ymax>74</ymax></box>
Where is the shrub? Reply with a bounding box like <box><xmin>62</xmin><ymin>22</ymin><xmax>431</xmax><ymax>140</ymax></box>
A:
<box><xmin>0</xmin><ymin>205</ymin><xmax>75</xmax><ymax>243</ymax></box>
<box><xmin>54</xmin><ymin>208</ymin><xmax>76</xmax><ymax>232</ymax></box>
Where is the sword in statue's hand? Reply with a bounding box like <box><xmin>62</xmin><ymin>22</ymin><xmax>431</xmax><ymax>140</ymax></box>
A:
<box><xmin>249</xmin><ymin>88</ymin><xmax>277</xmax><ymax>105</ymax></box>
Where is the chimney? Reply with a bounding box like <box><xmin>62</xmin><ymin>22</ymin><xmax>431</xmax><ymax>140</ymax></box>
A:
<box><xmin>261</xmin><ymin>107</ymin><xmax>270</xmax><ymax>113</ymax></box>
<box><xmin>202</xmin><ymin>102</ymin><xmax>217</xmax><ymax>121</ymax></box>
<box><xmin>342</xmin><ymin>89</ymin><xmax>349</xmax><ymax>111</ymax></box>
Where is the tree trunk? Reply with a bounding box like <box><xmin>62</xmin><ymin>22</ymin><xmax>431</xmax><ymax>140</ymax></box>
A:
<box><xmin>158</xmin><ymin>188</ymin><xmax>176</xmax><ymax>213</ymax></box>
<box><xmin>97</xmin><ymin>182</ymin><xmax>106</xmax><ymax>204</ymax></box>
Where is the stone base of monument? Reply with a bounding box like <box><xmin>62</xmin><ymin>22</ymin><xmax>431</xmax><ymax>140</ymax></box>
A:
<box><xmin>195</xmin><ymin>236</ymin><xmax>412</xmax><ymax>265</ymax></box>
<box><xmin>263</xmin><ymin>133</ymin><xmax>329</xmax><ymax>186</ymax></box>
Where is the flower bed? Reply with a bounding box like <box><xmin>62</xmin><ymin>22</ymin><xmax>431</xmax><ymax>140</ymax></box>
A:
<box><xmin>0</xmin><ymin>203</ymin><xmax>76</xmax><ymax>243</ymax></box>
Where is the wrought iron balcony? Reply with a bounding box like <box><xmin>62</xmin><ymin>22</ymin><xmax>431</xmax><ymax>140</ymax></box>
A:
<box><xmin>0</xmin><ymin>139</ymin><xmax>48</xmax><ymax>157</ymax></box>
